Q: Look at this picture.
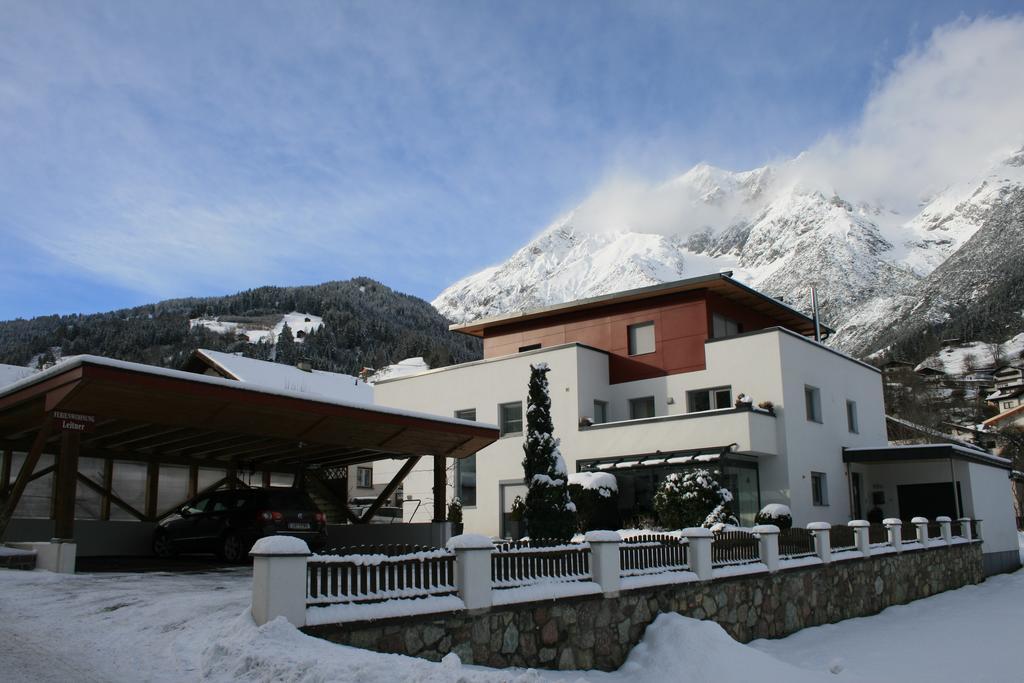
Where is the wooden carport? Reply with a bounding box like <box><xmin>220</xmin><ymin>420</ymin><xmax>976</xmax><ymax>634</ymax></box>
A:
<box><xmin>0</xmin><ymin>355</ymin><xmax>497</xmax><ymax>542</ymax></box>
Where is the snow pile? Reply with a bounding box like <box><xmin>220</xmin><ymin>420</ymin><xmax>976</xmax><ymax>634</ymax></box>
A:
<box><xmin>368</xmin><ymin>357</ymin><xmax>431</xmax><ymax>383</ymax></box>
<box><xmin>759</xmin><ymin>503</ymin><xmax>791</xmax><ymax>517</ymax></box>
<box><xmin>189</xmin><ymin>311</ymin><xmax>323</xmax><ymax>345</ymax></box>
<box><xmin>568</xmin><ymin>471</ymin><xmax>618</xmax><ymax>496</ymax></box>
<box><xmin>446</xmin><ymin>533</ymin><xmax>494</xmax><ymax>550</ymax></box>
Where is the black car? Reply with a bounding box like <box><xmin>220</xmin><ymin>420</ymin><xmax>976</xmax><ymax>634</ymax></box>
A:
<box><xmin>153</xmin><ymin>488</ymin><xmax>327</xmax><ymax>562</ymax></box>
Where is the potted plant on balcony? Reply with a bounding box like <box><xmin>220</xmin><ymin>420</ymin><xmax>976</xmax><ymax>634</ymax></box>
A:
<box><xmin>447</xmin><ymin>498</ymin><xmax>464</xmax><ymax>535</ymax></box>
<box><xmin>734</xmin><ymin>393</ymin><xmax>754</xmax><ymax>410</ymax></box>
<box><xmin>757</xmin><ymin>400</ymin><xmax>776</xmax><ymax>416</ymax></box>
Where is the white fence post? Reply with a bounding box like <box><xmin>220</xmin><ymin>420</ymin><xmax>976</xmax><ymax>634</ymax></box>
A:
<box><xmin>448</xmin><ymin>533</ymin><xmax>494</xmax><ymax>610</ymax></box>
<box><xmin>250</xmin><ymin>536</ymin><xmax>311</xmax><ymax>627</ymax></box>
<box><xmin>753</xmin><ymin>525</ymin><xmax>779</xmax><ymax>572</ymax></box>
<box><xmin>936</xmin><ymin>516</ymin><xmax>953</xmax><ymax>545</ymax></box>
<box><xmin>585</xmin><ymin>530</ymin><xmax>622</xmax><ymax>595</ymax></box>
<box><xmin>683</xmin><ymin>528</ymin><xmax>713</xmax><ymax>580</ymax></box>
<box><xmin>958</xmin><ymin>517</ymin><xmax>972</xmax><ymax>541</ymax></box>
<box><xmin>884</xmin><ymin>518</ymin><xmax>903</xmax><ymax>553</ymax></box>
<box><xmin>848</xmin><ymin>520</ymin><xmax>871</xmax><ymax>558</ymax></box>
<box><xmin>912</xmin><ymin>517</ymin><xmax>929</xmax><ymax>547</ymax></box>
<box><xmin>807</xmin><ymin>522</ymin><xmax>831</xmax><ymax>563</ymax></box>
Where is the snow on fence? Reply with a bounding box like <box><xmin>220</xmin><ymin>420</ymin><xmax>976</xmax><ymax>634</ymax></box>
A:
<box><xmin>711</xmin><ymin>530</ymin><xmax>760</xmax><ymax>566</ymax></box>
<box><xmin>491</xmin><ymin>543</ymin><xmax>592</xmax><ymax>589</ymax></box>
<box><xmin>249</xmin><ymin>516</ymin><xmax>983</xmax><ymax>628</ymax></box>
<box><xmin>306</xmin><ymin>548</ymin><xmax>456</xmax><ymax>605</ymax></box>
<box><xmin>619</xmin><ymin>534</ymin><xmax>689</xmax><ymax>576</ymax></box>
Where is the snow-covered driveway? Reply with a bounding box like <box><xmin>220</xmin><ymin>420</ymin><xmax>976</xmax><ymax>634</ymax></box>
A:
<box><xmin>1</xmin><ymin>559</ymin><xmax>1021</xmax><ymax>682</ymax></box>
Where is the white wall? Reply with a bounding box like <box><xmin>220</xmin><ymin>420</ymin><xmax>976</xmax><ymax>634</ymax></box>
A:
<box><xmin>963</xmin><ymin>463</ymin><xmax>1019</xmax><ymax>557</ymax></box>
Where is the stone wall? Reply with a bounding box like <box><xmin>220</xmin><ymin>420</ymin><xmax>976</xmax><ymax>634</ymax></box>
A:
<box><xmin>304</xmin><ymin>542</ymin><xmax>984</xmax><ymax>671</ymax></box>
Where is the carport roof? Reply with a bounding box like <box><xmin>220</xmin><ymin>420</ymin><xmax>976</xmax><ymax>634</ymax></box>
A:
<box><xmin>843</xmin><ymin>444</ymin><xmax>1011</xmax><ymax>470</ymax></box>
<box><xmin>0</xmin><ymin>355</ymin><xmax>497</xmax><ymax>470</ymax></box>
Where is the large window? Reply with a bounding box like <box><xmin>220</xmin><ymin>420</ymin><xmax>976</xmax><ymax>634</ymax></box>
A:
<box><xmin>627</xmin><ymin>321</ymin><xmax>656</xmax><ymax>356</ymax></box>
<box><xmin>846</xmin><ymin>400</ymin><xmax>859</xmax><ymax>434</ymax></box>
<box><xmin>811</xmin><ymin>471</ymin><xmax>829</xmax><ymax>506</ymax></box>
<box><xmin>805</xmin><ymin>385</ymin><xmax>822</xmax><ymax>423</ymax></box>
<box><xmin>711</xmin><ymin>313</ymin><xmax>741</xmax><ymax>339</ymax></box>
<box><xmin>454</xmin><ymin>409</ymin><xmax>477</xmax><ymax>506</ymax></box>
<box><xmin>629</xmin><ymin>396</ymin><xmax>656</xmax><ymax>420</ymax></box>
<box><xmin>687</xmin><ymin>386</ymin><xmax>732</xmax><ymax>413</ymax></box>
<box><xmin>593</xmin><ymin>400</ymin><xmax>608</xmax><ymax>424</ymax></box>
<box><xmin>499</xmin><ymin>402</ymin><xmax>523</xmax><ymax>436</ymax></box>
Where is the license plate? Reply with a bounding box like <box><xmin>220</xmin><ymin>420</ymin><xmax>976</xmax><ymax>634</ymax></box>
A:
<box><xmin>288</xmin><ymin>523</ymin><xmax>311</xmax><ymax>530</ymax></box>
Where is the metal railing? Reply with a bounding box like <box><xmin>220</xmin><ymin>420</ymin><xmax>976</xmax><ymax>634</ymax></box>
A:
<box><xmin>307</xmin><ymin>548</ymin><xmax>456</xmax><ymax>605</ymax></box>
<box><xmin>711</xmin><ymin>530</ymin><xmax>760</xmax><ymax>566</ymax></box>
<box><xmin>491</xmin><ymin>543</ymin><xmax>592</xmax><ymax>589</ymax></box>
<box><xmin>620</xmin><ymin>535</ymin><xmax>689</xmax><ymax>576</ymax></box>
<box><xmin>830</xmin><ymin>525</ymin><xmax>856</xmax><ymax>551</ymax></box>
<box><xmin>778</xmin><ymin>527</ymin><xmax>816</xmax><ymax>558</ymax></box>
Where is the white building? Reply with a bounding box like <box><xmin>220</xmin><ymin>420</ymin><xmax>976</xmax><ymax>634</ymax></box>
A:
<box><xmin>375</xmin><ymin>274</ymin><xmax>1020</xmax><ymax>575</ymax></box>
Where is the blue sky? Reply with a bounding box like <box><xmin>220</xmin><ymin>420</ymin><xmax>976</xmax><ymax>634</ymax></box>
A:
<box><xmin>1</xmin><ymin>1</ymin><xmax>1021</xmax><ymax>319</ymax></box>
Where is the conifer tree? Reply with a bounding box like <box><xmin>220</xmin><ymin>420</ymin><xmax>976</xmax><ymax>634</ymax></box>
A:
<box><xmin>275</xmin><ymin>322</ymin><xmax>297</xmax><ymax>365</ymax></box>
<box><xmin>521</xmin><ymin>362</ymin><xmax>576</xmax><ymax>543</ymax></box>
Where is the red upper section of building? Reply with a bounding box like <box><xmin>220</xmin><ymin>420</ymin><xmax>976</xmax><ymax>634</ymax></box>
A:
<box><xmin>451</xmin><ymin>274</ymin><xmax>825</xmax><ymax>384</ymax></box>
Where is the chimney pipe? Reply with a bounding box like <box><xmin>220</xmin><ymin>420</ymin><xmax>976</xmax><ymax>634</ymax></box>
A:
<box><xmin>810</xmin><ymin>287</ymin><xmax>822</xmax><ymax>342</ymax></box>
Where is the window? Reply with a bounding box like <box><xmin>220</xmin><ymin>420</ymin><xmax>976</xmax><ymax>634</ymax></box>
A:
<box><xmin>518</xmin><ymin>343</ymin><xmax>541</xmax><ymax>352</ymax></box>
<box><xmin>805</xmin><ymin>385</ymin><xmax>822</xmax><ymax>423</ymax></box>
<box><xmin>593</xmin><ymin>400</ymin><xmax>608</xmax><ymax>424</ymax></box>
<box><xmin>356</xmin><ymin>466</ymin><xmax>373</xmax><ymax>489</ymax></box>
<box><xmin>711</xmin><ymin>313</ymin><xmax>741</xmax><ymax>339</ymax></box>
<box><xmin>687</xmin><ymin>386</ymin><xmax>732</xmax><ymax>413</ymax></box>
<box><xmin>182</xmin><ymin>497</ymin><xmax>210</xmax><ymax>515</ymax></box>
<box><xmin>846</xmin><ymin>400</ymin><xmax>859</xmax><ymax>434</ymax></box>
<box><xmin>627</xmin><ymin>321</ymin><xmax>655</xmax><ymax>355</ymax></box>
<box><xmin>629</xmin><ymin>396</ymin><xmax>656</xmax><ymax>420</ymax></box>
<box><xmin>811</xmin><ymin>472</ymin><xmax>829</xmax><ymax>506</ymax></box>
<box><xmin>499</xmin><ymin>402</ymin><xmax>523</xmax><ymax>436</ymax></box>
<box><xmin>454</xmin><ymin>409</ymin><xmax>477</xmax><ymax>507</ymax></box>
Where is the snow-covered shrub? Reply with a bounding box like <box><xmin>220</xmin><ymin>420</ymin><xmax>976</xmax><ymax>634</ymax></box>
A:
<box><xmin>567</xmin><ymin>472</ymin><xmax>620</xmax><ymax>532</ymax></box>
<box><xmin>653</xmin><ymin>467</ymin><xmax>738</xmax><ymax>529</ymax></box>
<box><xmin>521</xmin><ymin>362</ymin><xmax>576</xmax><ymax>543</ymax></box>
<box><xmin>754</xmin><ymin>503</ymin><xmax>792</xmax><ymax>530</ymax></box>
<box><xmin>446</xmin><ymin>498</ymin><xmax>463</xmax><ymax>524</ymax></box>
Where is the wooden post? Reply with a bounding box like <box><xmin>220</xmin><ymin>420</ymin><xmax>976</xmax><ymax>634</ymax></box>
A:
<box><xmin>432</xmin><ymin>454</ymin><xmax>446</xmax><ymax>523</ymax></box>
<box><xmin>100</xmin><ymin>459</ymin><xmax>113</xmax><ymax>521</ymax></box>
<box><xmin>53</xmin><ymin>431</ymin><xmax>81</xmax><ymax>540</ymax></box>
<box><xmin>144</xmin><ymin>461</ymin><xmax>159</xmax><ymax>520</ymax></box>
<box><xmin>0</xmin><ymin>422</ymin><xmax>54</xmax><ymax>540</ymax></box>
<box><xmin>262</xmin><ymin>469</ymin><xmax>272</xmax><ymax>488</ymax></box>
<box><xmin>226</xmin><ymin>464</ymin><xmax>237</xmax><ymax>490</ymax></box>
<box><xmin>187</xmin><ymin>464</ymin><xmax>199</xmax><ymax>499</ymax></box>
<box><xmin>1</xmin><ymin>448</ymin><xmax>11</xmax><ymax>497</ymax></box>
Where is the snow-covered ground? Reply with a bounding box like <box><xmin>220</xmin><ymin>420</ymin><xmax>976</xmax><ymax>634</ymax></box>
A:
<box><xmin>1</xmin><ymin>541</ymin><xmax>1022</xmax><ymax>682</ymax></box>
<box><xmin>189</xmin><ymin>311</ymin><xmax>323</xmax><ymax>344</ymax></box>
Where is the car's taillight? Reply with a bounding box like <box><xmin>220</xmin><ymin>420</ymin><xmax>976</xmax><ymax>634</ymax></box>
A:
<box><xmin>314</xmin><ymin>512</ymin><xmax>326</xmax><ymax>523</ymax></box>
<box><xmin>259</xmin><ymin>511</ymin><xmax>283</xmax><ymax>522</ymax></box>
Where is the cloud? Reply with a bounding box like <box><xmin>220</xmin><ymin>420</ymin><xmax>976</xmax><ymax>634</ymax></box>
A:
<box><xmin>566</xmin><ymin>15</ymin><xmax>1024</xmax><ymax>238</ymax></box>
<box><xmin>797</xmin><ymin>15</ymin><xmax>1024</xmax><ymax>209</ymax></box>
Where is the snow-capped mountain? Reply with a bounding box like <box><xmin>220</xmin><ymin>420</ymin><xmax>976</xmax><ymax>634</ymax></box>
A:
<box><xmin>435</xmin><ymin>147</ymin><xmax>1024</xmax><ymax>358</ymax></box>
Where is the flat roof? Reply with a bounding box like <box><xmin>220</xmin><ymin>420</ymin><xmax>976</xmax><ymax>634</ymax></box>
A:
<box><xmin>0</xmin><ymin>355</ymin><xmax>497</xmax><ymax>469</ymax></box>
<box><xmin>843</xmin><ymin>444</ymin><xmax>1011</xmax><ymax>470</ymax></box>
<box><xmin>449</xmin><ymin>272</ymin><xmax>830</xmax><ymax>338</ymax></box>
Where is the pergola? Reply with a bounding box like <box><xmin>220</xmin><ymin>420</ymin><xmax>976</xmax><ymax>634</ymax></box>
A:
<box><xmin>0</xmin><ymin>356</ymin><xmax>498</xmax><ymax>542</ymax></box>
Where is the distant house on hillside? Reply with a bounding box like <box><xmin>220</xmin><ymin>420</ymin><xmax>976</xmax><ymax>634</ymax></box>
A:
<box><xmin>986</xmin><ymin>364</ymin><xmax>1024</xmax><ymax>413</ymax></box>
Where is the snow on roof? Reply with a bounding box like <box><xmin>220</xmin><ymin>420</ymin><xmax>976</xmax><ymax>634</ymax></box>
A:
<box><xmin>567</xmin><ymin>471</ymin><xmax>618</xmax><ymax>493</ymax></box>
<box><xmin>367</xmin><ymin>357</ymin><xmax>430</xmax><ymax>384</ymax></box>
<box><xmin>0</xmin><ymin>364</ymin><xmax>37</xmax><ymax>389</ymax></box>
<box><xmin>196</xmin><ymin>349</ymin><xmax>373</xmax><ymax>405</ymax></box>
<box><xmin>982</xmin><ymin>402</ymin><xmax>1024</xmax><ymax>428</ymax></box>
<box><xmin>0</xmin><ymin>354</ymin><xmax>493</xmax><ymax>431</ymax></box>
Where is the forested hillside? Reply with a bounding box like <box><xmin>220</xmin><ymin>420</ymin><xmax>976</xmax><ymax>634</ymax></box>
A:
<box><xmin>0</xmin><ymin>278</ymin><xmax>481</xmax><ymax>375</ymax></box>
